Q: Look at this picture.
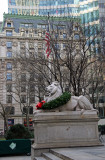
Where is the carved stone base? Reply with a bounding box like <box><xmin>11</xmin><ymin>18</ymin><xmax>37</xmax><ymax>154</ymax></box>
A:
<box><xmin>31</xmin><ymin>111</ymin><xmax>102</xmax><ymax>158</ymax></box>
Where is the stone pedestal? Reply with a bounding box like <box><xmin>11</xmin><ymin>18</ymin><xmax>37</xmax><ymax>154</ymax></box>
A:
<box><xmin>31</xmin><ymin>111</ymin><xmax>102</xmax><ymax>158</ymax></box>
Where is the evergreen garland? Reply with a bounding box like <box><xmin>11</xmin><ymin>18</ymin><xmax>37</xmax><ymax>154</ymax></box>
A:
<box><xmin>41</xmin><ymin>92</ymin><xmax>71</xmax><ymax>110</ymax></box>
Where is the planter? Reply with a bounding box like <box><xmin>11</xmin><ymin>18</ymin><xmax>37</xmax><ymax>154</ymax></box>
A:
<box><xmin>0</xmin><ymin>139</ymin><xmax>31</xmax><ymax>155</ymax></box>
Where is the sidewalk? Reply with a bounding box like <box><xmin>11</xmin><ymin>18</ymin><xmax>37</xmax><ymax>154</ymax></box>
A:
<box><xmin>100</xmin><ymin>135</ymin><xmax>105</xmax><ymax>144</ymax></box>
<box><xmin>0</xmin><ymin>155</ymin><xmax>31</xmax><ymax>160</ymax></box>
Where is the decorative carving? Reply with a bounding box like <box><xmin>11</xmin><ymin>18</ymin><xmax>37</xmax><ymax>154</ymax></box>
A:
<box><xmin>1</xmin><ymin>41</ymin><xmax>6</xmax><ymax>46</ymax></box>
<box><xmin>13</xmin><ymin>42</ymin><xmax>18</xmax><ymax>47</ymax></box>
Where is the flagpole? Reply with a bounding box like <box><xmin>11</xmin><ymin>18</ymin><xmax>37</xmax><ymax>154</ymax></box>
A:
<box><xmin>48</xmin><ymin>12</ymin><xmax>50</xmax><ymax>31</ymax></box>
<box><xmin>46</xmin><ymin>12</ymin><xmax>52</xmax><ymax>80</ymax></box>
<box><xmin>47</xmin><ymin>12</ymin><xmax>50</xmax><ymax>57</ymax></box>
<box><xmin>45</xmin><ymin>12</ymin><xmax>51</xmax><ymax>58</ymax></box>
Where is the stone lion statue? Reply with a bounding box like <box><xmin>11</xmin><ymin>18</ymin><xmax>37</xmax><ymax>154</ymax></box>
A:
<box><xmin>44</xmin><ymin>81</ymin><xmax>96</xmax><ymax>112</ymax></box>
<box><xmin>44</xmin><ymin>81</ymin><xmax>62</xmax><ymax>102</ymax></box>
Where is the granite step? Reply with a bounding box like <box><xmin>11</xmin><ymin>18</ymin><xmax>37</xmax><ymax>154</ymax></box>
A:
<box><xmin>42</xmin><ymin>152</ymin><xmax>63</xmax><ymax>160</ymax></box>
<box><xmin>33</xmin><ymin>140</ymin><xmax>105</xmax><ymax>160</ymax></box>
<box><xmin>34</xmin><ymin>157</ymin><xmax>46</xmax><ymax>160</ymax></box>
<box><xmin>50</xmin><ymin>147</ymin><xmax>105</xmax><ymax>160</ymax></box>
<box><xmin>50</xmin><ymin>149</ymin><xmax>70</xmax><ymax>160</ymax></box>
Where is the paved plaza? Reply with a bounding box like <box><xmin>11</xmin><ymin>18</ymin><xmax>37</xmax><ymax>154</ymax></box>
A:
<box><xmin>0</xmin><ymin>155</ymin><xmax>31</xmax><ymax>160</ymax></box>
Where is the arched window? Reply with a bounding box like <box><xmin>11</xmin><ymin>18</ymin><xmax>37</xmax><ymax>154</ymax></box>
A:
<box><xmin>7</xmin><ymin>23</ymin><xmax>11</xmax><ymax>27</ymax></box>
<box><xmin>74</xmin><ymin>34</ymin><xmax>80</xmax><ymax>40</ymax></box>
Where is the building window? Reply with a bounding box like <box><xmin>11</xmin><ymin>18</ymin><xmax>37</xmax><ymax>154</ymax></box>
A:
<box><xmin>23</xmin><ymin>106</ymin><xmax>33</xmax><ymax>114</ymax></box>
<box><xmin>6</xmin><ymin>42</ymin><xmax>12</xmax><ymax>48</ymax></box>
<box><xmin>30</xmin><ymin>95</ymin><xmax>35</xmax><ymax>103</ymax></box>
<box><xmin>7</xmin><ymin>84</ymin><xmax>12</xmax><ymax>92</ymax></box>
<box><xmin>30</xmin><ymin>84</ymin><xmax>35</xmax><ymax>92</ymax></box>
<box><xmin>98</xmin><ymin>97</ymin><xmax>105</xmax><ymax>103</ymax></box>
<box><xmin>74</xmin><ymin>34</ymin><xmax>80</xmax><ymax>40</ymax></box>
<box><xmin>23</xmin><ymin>106</ymin><xmax>27</xmax><ymax>114</ymax></box>
<box><xmin>55</xmin><ymin>43</ymin><xmax>59</xmax><ymax>50</ymax></box>
<box><xmin>37</xmin><ymin>24</ymin><xmax>46</xmax><ymax>29</ymax></box>
<box><xmin>20</xmin><ymin>23</ymin><xmax>33</xmax><ymax>28</ymax></box>
<box><xmin>7</xmin><ymin>73</ymin><xmax>12</xmax><ymax>81</ymax></box>
<box><xmin>7</xmin><ymin>63</ymin><xmax>12</xmax><ymax>70</ymax></box>
<box><xmin>7</xmin><ymin>23</ymin><xmax>11</xmax><ymax>27</ymax></box>
<box><xmin>5</xmin><ymin>106</ymin><xmax>14</xmax><ymax>115</ymax></box>
<box><xmin>63</xmin><ymin>33</ymin><xmax>67</xmax><ymax>39</ymax></box>
<box><xmin>35</xmin><ymin>30</ymin><xmax>37</xmax><ymax>34</ymax></box>
<box><xmin>6</xmin><ymin>31</ymin><xmax>12</xmax><ymax>36</ymax></box>
<box><xmin>6</xmin><ymin>95</ymin><xmax>12</xmax><ymax>103</ymax></box>
<box><xmin>55</xmin><ymin>33</ymin><xmax>58</xmax><ymax>39</ymax></box>
<box><xmin>63</xmin><ymin>43</ymin><xmax>66</xmax><ymax>49</ymax></box>
<box><xmin>10</xmin><ymin>107</ymin><xmax>15</xmax><ymax>114</ymax></box>
<box><xmin>26</xmin><ymin>30</ymin><xmax>28</xmax><ymax>34</ymax></box>
<box><xmin>29</xmin><ymin>106</ymin><xmax>33</xmax><ymax>114</ymax></box>
<box><xmin>21</xmin><ymin>95</ymin><xmax>26</xmax><ymax>103</ymax></box>
<box><xmin>75</xmin><ymin>26</ymin><xmax>78</xmax><ymax>31</ymax></box>
<box><xmin>21</xmin><ymin>85</ymin><xmax>26</xmax><ymax>92</ymax></box>
<box><xmin>7</xmin><ymin>52</ymin><xmax>12</xmax><ymax>58</ymax></box>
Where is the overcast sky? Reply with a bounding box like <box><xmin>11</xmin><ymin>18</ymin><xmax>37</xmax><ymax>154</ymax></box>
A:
<box><xmin>0</xmin><ymin>0</ymin><xmax>8</xmax><ymax>21</ymax></box>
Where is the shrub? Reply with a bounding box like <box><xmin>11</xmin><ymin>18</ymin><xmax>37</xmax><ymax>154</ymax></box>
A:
<box><xmin>98</xmin><ymin>125</ymin><xmax>105</xmax><ymax>135</ymax></box>
<box><xmin>5</xmin><ymin>124</ymin><xmax>32</xmax><ymax>140</ymax></box>
<box><xmin>41</xmin><ymin>92</ymin><xmax>71</xmax><ymax>110</ymax></box>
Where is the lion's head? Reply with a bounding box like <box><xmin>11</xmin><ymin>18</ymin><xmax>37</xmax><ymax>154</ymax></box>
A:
<box><xmin>44</xmin><ymin>81</ymin><xmax>62</xmax><ymax>102</ymax></box>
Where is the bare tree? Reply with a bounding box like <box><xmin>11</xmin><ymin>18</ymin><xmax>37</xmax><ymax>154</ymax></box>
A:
<box><xmin>11</xmin><ymin>48</ymin><xmax>47</xmax><ymax>129</ymax></box>
<box><xmin>11</xmin><ymin>17</ymin><xmax>104</xmax><ymax>111</ymax></box>
<box><xmin>0</xmin><ymin>102</ymin><xmax>9</xmax><ymax>134</ymax></box>
<box><xmin>34</xmin><ymin>18</ymin><xmax>103</xmax><ymax>97</ymax></box>
<box><xmin>0</xmin><ymin>63</ymin><xmax>13</xmax><ymax>134</ymax></box>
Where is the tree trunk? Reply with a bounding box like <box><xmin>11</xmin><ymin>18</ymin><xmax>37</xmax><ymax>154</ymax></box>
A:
<box><xmin>4</xmin><ymin>116</ymin><xmax>8</xmax><ymax>135</ymax></box>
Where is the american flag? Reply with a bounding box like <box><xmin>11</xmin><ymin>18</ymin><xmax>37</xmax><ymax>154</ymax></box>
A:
<box><xmin>45</xmin><ymin>25</ymin><xmax>51</xmax><ymax>58</ymax></box>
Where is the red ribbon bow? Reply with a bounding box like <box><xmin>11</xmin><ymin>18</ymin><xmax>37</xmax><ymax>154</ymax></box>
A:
<box><xmin>35</xmin><ymin>100</ymin><xmax>46</xmax><ymax>109</ymax></box>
